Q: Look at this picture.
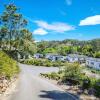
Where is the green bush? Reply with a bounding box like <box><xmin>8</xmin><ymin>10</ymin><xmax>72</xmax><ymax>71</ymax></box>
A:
<box><xmin>44</xmin><ymin>60</ymin><xmax>52</xmax><ymax>67</ymax></box>
<box><xmin>63</xmin><ymin>63</ymin><xmax>81</xmax><ymax>80</ymax></box>
<box><xmin>22</xmin><ymin>58</ymin><xmax>64</xmax><ymax>67</ymax></box>
<box><xmin>40</xmin><ymin>72</ymin><xmax>61</xmax><ymax>80</ymax></box>
<box><xmin>0</xmin><ymin>51</ymin><xmax>19</xmax><ymax>79</ymax></box>
<box><xmin>52</xmin><ymin>61</ymin><xmax>61</xmax><ymax>67</ymax></box>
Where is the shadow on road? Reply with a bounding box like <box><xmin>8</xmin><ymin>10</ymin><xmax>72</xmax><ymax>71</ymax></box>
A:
<box><xmin>39</xmin><ymin>90</ymin><xmax>79</xmax><ymax>100</ymax></box>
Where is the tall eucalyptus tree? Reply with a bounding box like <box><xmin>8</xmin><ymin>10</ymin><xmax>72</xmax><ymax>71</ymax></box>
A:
<box><xmin>0</xmin><ymin>3</ymin><xmax>27</xmax><ymax>50</ymax></box>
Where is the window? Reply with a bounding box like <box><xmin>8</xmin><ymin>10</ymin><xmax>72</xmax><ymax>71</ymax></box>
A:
<box><xmin>91</xmin><ymin>62</ymin><xmax>94</xmax><ymax>65</ymax></box>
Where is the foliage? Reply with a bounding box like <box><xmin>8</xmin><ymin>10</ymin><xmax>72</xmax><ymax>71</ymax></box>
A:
<box><xmin>63</xmin><ymin>63</ymin><xmax>81</xmax><ymax>79</ymax></box>
<box><xmin>40</xmin><ymin>63</ymin><xmax>100</xmax><ymax>97</ymax></box>
<box><xmin>21</xmin><ymin>58</ymin><xmax>65</xmax><ymax>67</ymax></box>
<box><xmin>0</xmin><ymin>51</ymin><xmax>19</xmax><ymax>79</ymax></box>
<box><xmin>93</xmin><ymin>51</ymin><xmax>100</xmax><ymax>58</ymax></box>
<box><xmin>43</xmin><ymin>48</ymin><xmax>57</xmax><ymax>54</ymax></box>
<box><xmin>0</xmin><ymin>3</ymin><xmax>35</xmax><ymax>55</ymax></box>
<box><xmin>36</xmin><ymin>39</ymin><xmax>100</xmax><ymax>57</ymax></box>
<box><xmin>40</xmin><ymin>72</ymin><xmax>62</xmax><ymax>81</ymax></box>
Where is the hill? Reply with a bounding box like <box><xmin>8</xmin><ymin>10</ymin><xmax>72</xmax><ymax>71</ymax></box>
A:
<box><xmin>36</xmin><ymin>39</ymin><xmax>100</xmax><ymax>57</ymax></box>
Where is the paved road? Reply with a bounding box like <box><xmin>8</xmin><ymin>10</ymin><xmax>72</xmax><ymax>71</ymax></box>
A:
<box><xmin>8</xmin><ymin>64</ymin><xmax>78</xmax><ymax>100</ymax></box>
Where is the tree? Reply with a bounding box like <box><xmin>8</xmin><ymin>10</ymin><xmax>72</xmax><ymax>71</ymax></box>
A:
<box><xmin>0</xmin><ymin>3</ymin><xmax>36</xmax><ymax>58</ymax></box>
<box><xmin>57</xmin><ymin>46</ymin><xmax>71</xmax><ymax>55</ymax></box>
<box><xmin>93</xmin><ymin>51</ymin><xmax>100</xmax><ymax>58</ymax></box>
<box><xmin>0</xmin><ymin>3</ymin><xmax>28</xmax><ymax>50</ymax></box>
<box><xmin>20</xmin><ymin>29</ymin><xmax>35</xmax><ymax>54</ymax></box>
<box><xmin>0</xmin><ymin>26</ymin><xmax>8</xmax><ymax>49</ymax></box>
<box><xmin>43</xmin><ymin>48</ymin><xmax>57</xmax><ymax>54</ymax></box>
<box><xmin>81</xmin><ymin>45</ymin><xmax>93</xmax><ymax>56</ymax></box>
<box><xmin>37</xmin><ymin>41</ymin><xmax>48</xmax><ymax>53</ymax></box>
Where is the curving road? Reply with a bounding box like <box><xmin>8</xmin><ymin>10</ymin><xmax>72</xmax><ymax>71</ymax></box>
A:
<box><xmin>8</xmin><ymin>64</ymin><xmax>78</xmax><ymax>100</ymax></box>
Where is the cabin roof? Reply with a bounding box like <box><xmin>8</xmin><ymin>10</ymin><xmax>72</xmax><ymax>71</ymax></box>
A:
<box><xmin>86</xmin><ymin>57</ymin><xmax>100</xmax><ymax>62</ymax></box>
<box><xmin>67</xmin><ymin>54</ymin><xmax>87</xmax><ymax>58</ymax></box>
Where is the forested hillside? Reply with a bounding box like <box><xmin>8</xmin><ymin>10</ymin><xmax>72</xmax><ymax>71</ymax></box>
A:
<box><xmin>36</xmin><ymin>39</ymin><xmax>100</xmax><ymax>58</ymax></box>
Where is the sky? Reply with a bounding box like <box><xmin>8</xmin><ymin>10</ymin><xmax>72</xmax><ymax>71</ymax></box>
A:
<box><xmin>0</xmin><ymin>0</ymin><xmax>100</xmax><ymax>41</ymax></box>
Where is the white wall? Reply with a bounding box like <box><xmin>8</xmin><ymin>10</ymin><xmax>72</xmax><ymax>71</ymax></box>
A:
<box><xmin>67</xmin><ymin>57</ymin><xmax>78</xmax><ymax>62</ymax></box>
<box><xmin>86</xmin><ymin>60</ymin><xmax>100</xmax><ymax>70</ymax></box>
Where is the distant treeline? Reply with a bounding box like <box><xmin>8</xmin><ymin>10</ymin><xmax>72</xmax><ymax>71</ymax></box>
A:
<box><xmin>36</xmin><ymin>39</ymin><xmax>100</xmax><ymax>58</ymax></box>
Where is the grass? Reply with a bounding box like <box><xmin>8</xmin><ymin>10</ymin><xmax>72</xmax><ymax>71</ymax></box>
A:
<box><xmin>0</xmin><ymin>51</ymin><xmax>19</xmax><ymax>79</ymax></box>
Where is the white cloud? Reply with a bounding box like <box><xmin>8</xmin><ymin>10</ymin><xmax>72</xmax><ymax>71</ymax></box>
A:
<box><xmin>66</xmin><ymin>0</ymin><xmax>72</xmax><ymax>6</ymax></box>
<box><xmin>34</xmin><ymin>20</ymin><xmax>75</xmax><ymax>33</ymax></box>
<box><xmin>33</xmin><ymin>28</ymin><xmax>48</xmax><ymax>35</ymax></box>
<box><xmin>79</xmin><ymin>15</ymin><xmax>100</xmax><ymax>26</ymax></box>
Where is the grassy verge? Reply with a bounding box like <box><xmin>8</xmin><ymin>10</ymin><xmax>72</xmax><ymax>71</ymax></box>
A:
<box><xmin>0</xmin><ymin>51</ymin><xmax>19</xmax><ymax>79</ymax></box>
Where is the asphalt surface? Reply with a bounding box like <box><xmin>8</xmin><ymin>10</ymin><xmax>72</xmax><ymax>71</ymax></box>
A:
<box><xmin>8</xmin><ymin>64</ymin><xmax>78</xmax><ymax>100</ymax></box>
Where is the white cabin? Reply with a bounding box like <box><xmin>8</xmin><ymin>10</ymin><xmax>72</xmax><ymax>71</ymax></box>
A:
<box><xmin>86</xmin><ymin>58</ymin><xmax>100</xmax><ymax>70</ymax></box>
<box><xmin>34</xmin><ymin>53</ymin><xmax>43</xmax><ymax>59</ymax></box>
<box><xmin>50</xmin><ymin>55</ymin><xmax>66</xmax><ymax>61</ymax></box>
<box><xmin>45</xmin><ymin>54</ymin><xmax>66</xmax><ymax>61</ymax></box>
<box><xmin>67</xmin><ymin>54</ymin><xmax>86</xmax><ymax>63</ymax></box>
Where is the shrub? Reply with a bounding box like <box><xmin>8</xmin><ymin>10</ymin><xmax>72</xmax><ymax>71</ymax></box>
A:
<box><xmin>22</xmin><ymin>58</ymin><xmax>63</xmax><ymax>67</ymax></box>
<box><xmin>40</xmin><ymin>72</ymin><xmax>61</xmax><ymax>80</ymax></box>
<box><xmin>63</xmin><ymin>63</ymin><xmax>81</xmax><ymax>80</ymax></box>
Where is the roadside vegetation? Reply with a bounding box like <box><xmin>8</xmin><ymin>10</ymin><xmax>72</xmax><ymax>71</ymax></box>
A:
<box><xmin>40</xmin><ymin>63</ymin><xmax>100</xmax><ymax>98</ymax></box>
<box><xmin>0</xmin><ymin>51</ymin><xmax>19</xmax><ymax>79</ymax></box>
<box><xmin>0</xmin><ymin>51</ymin><xmax>19</xmax><ymax>93</ymax></box>
<box><xmin>20</xmin><ymin>58</ymin><xmax>65</xmax><ymax>67</ymax></box>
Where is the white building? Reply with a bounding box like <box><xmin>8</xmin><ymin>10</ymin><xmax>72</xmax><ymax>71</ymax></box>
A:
<box><xmin>67</xmin><ymin>54</ymin><xmax>86</xmax><ymax>63</ymax></box>
<box><xmin>50</xmin><ymin>55</ymin><xmax>66</xmax><ymax>61</ymax></box>
<box><xmin>45</xmin><ymin>54</ymin><xmax>57</xmax><ymax>59</ymax></box>
<box><xmin>34</xmin><ymin>53</ymin><xmax>43</xmax><ymax>59</ymax></box>
<box><xmin>45</xmin><ymin>54</ymin><xmax>66</xmax><ymax>61</ymax></box>
<box><xmin>45</xmin><ymin>53</ymin><xmax>55</xmax><ymax>59</ymax></box>
<box><xmin>86</xmin><ymin>58</ymin><xmax>100</xmax><ymax>70</ymax></box>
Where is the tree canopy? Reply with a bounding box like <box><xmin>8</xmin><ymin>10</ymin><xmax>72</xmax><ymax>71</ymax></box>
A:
<box><xmin>0</xmin><ymin>3</ymin><xmax>36</xmax><ymax>55</ymax></box>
